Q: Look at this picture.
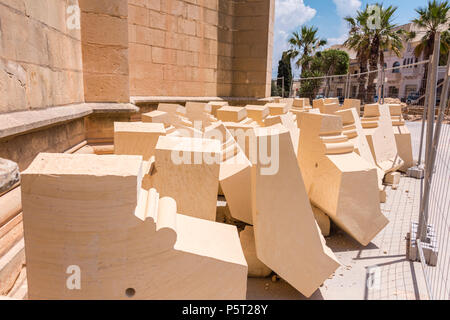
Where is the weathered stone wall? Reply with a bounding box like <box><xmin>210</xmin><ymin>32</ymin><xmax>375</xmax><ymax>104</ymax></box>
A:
<box><xmin>128</xmin><ymin>0</ymin><xmax>274</xmax><ymax>98</ymax></box>
<box><xmin>79</xmin><ymin>0</ymin><xmax>130</xmax><ymax>102</ymax></box>
<box><xmin>232</xmin><ymin>0</ymin><xmax>274</xmax><ymax>98</ymax></box>
<box><xmin>0</xmin><ymin>0</ymin><xmax>274</xmax><ymax>116</ymax></box>
<box><xmin>0</xmin><ymin>0</ymin><xmax>84</xmax><ymax>114</ymax></box>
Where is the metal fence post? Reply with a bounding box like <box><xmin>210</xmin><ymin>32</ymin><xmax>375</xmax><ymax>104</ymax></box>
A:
<box><xmin>417</xmin><ymin>58</ymin><xmax>434</xmax><ymax>166</ymax></box>
<box><xmin>345</xmin><ymin>73</ymin><xmax>350</xmax><ymax>99</ymax></box>
<box><xmin>417</xmin><ymin>32</ymin><xmax>441</xmax><ymax>242</ymax></box>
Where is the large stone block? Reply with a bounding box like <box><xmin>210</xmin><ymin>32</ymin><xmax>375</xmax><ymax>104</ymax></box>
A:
<box><xmin>239</xmin><ymin>226</ymin><xmax>272</xmax><ymax>278</ymax></box>
<box><xmin>245</xmin><ymin>105</ymin><xmax>269</xmax><ymax>126</ymax></box>
<box><xmin>298</xmin><ymin>112</ymin><xmax>389</xmax><ymax>246</ymax></box>
<box><xmin>21</xmin><ymin>153</ymin><xmax>247</xmax><ymax>299</ymax></box>
<box><xmin>343</xmin><ymin>99</ymin><xmax>361</xmax><ymax>115</ymax></box>
<box><xmin>335</xmin><ymin>108</ymin><xmax>386</xmax><ymax>202</ymax></box>
<box><xmin>265</xmin><ymin>103</ymin><xmax>288</xmax><ymax>116</ymax></box>
<box><xmin>153</xmin><ymin>136</ymin><xmax>220</xmax><ymax>221</ymax></box>
<box><xmin>252</xmin><ymin>125</ymin><xmax>340</xmax><ymax>297</ymax></box>
<box><xmin>362</xmin><ymin>104</ymin><xmax>404</xmax><ymax>173</ymax></box>
<box><xmin>205</xmin><ymin>123</ymin><xmax>253</xmax><ymax>225</ymax></box>
<box><xmin>114</xmin><ymin>122</ymin><xmax>166</xmax><ymax>161</ymax></box>
<box><xmin>389</xmin><ymin>104</ymin><xmax>414</xmax><ymax>172</ymax></box>
<box><xmin>216</xmin><ymin>106</ymin><xmax>248</xmax><ymax>123</ymax></box>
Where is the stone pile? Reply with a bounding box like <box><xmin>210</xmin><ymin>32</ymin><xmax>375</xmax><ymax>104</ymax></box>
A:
<box><xmin>14</xmin><ymin>97</ymin><xmax>414</xmax><ymax>299</ymax></box>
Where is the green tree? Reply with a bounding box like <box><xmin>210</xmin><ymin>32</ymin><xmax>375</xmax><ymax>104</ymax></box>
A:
<box><xmin>277</xmin><ymin>51</ymin><xmax>293</xmax><ymax>97</ymax></box>
<box><xmin>345</xmin><ymin>4</ymin><xmax>404</xmax><ymax>103</ymax></box>
<box><xmin>287</xmin><ymin>26</ymin><xmax>327</xmax><ymax>73</ymax></box>
<box><xmin>314</xmin><ymin>49</ymin><xmax>349</xmax><ymax>97</ymax></box>
<box><xmin>299</xmin><ymin>70</ymin><xmax>324</xmax><ymax>100</ymax></box>
<box><xmin>411</xmin><ymin>0</ymin><xmax>450</xmax><ymax>92</ymax></box>
<box><xmin>271</xmin><ymin>80</ymin><xmax>282</xmax><ymax>97</ymax></box>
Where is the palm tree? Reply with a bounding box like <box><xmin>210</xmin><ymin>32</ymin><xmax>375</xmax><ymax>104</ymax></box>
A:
<box><xmin>345</xmin><ymin>4</ymin><xmax>404</xmax><ymax>103</ymax></box>
<box><xmin>412</xmin><ymin>0</ymin><xmax>450</xmax><ymax>93</ymax></box>
<box><xmin>367</xmin><ymin>4</ymin><xmax>404</xmax><ymax>103</ymax></box>
<box><xmin>344</xmin><ymin>11</ymin><xmax>371</xmax><ymax>102</ymax></box>
<box><xmin>287</xmin><ymin>26</ymin><xmax>327</xmax><ymax>75</ymax></box>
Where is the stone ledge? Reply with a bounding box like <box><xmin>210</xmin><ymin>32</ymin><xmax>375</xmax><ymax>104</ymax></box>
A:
<box><xmin>0</xmin><ymin>103</ymin><xmax>139</xmax><ymax>140</ymax></box>
<box><xmin>0</xmin><ymin>104</ymin><xmax>92</xmax><ymax>139</ymax></box>
<box><xmin>87</xmin><ymin>103</ymin><xmax>139</xmax><ymax>114</ymax></box>
<box><xmin>131</xmin><ymin>96</ymin><xmax>268</xmax><ymax>105</ymax></box>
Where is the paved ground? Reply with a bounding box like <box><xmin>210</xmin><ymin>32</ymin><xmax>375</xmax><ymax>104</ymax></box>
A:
<box><xmin>246</xmin><ymin>121</ymin><xmax>434</xmax><ymax>300</ymax></box>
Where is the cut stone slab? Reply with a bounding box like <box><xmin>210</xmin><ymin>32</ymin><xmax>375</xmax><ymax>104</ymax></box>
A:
<box><xmin>298</xmin><ymin>112</ymin><xmax>389</xmax><ymax>246</ymax></box>
<box><xmin>319</xmin><ymin>103</ymin><xmax>340</xmax><ymax>115</ymax></box>
<box><xmin>343</xmin><ymin>99</ymin><xmax>361</xmax><ymax>115</ymax></box>
<box><xmin>293</xmin><ymin>98</ymin><xmax>311</xmax><ymax>108</ymax></box>
<box><xmin>153</xmin><ymin>136</ymin><xmax>221</xmax><ymax>221</ymax></box>
<box><xmin>0</xmin><ymin>159</ymin><xmax>20</xmax><ymax>195</ymax></box>
<box><xmin>21</xmin><ymin>153</ymin><xmax>247</xmax><ymax>299</ymax></box>
<box><xmin>185</xmin><ymin>102</ymin><xmax>215</xmax><ymax>128</ymax></box>
<box><xmin>385</xmin><ymin>172</ymin><xmax>400</xmax><ymax>188</ymax></box>
<box><xmin>313</xmin><ymin>99</ymin><xmax>324</xmax><ymax>109</ymax></box>
<box><xmin>205</xmin><ymin>123</ymin><xmax>253</xmax><ymax>225</ymax></box>
<box><xmin>324</xmin><ymin>98</ymin><xmax>339</xmax><ymax>105</ymax></box>
<box><xmin>265</xmin><ymin>103</ymin><xmax>288</xmax><ymax>116</ymax></box>
<box><xmin>312</xmin><ymin>205</ymin><xmax>331</xmax><ymax>237</ymax></box>
<box><xmin>252</xmin><ymin>125</ymin><xmax>340</xmax><ymax>297</ymax></box>
<box><xmin>240</xmin><ymin>226</ymin><xmax>272</xmax><ymax>278</ymax></box>
<box><xmin>245</xmin><ymin>105</ymin><xmax>269</xmax><ymax>126</ymax></box>
<box><xmin>216</xmin><ymin>106</ymin><xmax>247</xmax><ymax>123</ymax></box>
<box><xmin>362</xmin><ymin>104</ymin><xmax>404</xmax><ymax>174</ymax></box>
<box><xmin>389</xmin><ymin>104</ymin><xmax>414</xmax><ymax>172</ymax></box>
<box><xmin>141</xmin><ymin>110</ymin><xmax>170</xmax><ymax>125</ymax></box>
<box><xmin>264</xmin><ymin>114</ymin><xmax>300</xmax><ymax>157</ymax></box>
<box><xmin>114</xmin><ymin>122</ymin><xmax>166</xmax><ymax>161</ymax></box>
<box><xmin>335</xmin><ymin>108</ymin><xmax>386</xmax><ymax>203</ymax></box>
<box><xmin>208</xmin><ymin>101</ymin><xmax>229</xmax><ymax>117</ymax></box>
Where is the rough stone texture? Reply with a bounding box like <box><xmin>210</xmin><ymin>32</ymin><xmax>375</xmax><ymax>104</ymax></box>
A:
<box><xmin>128</xmin><ymin>0</ymin><xmax>274</xmax><ymax>98</ymax></box>
<box><xmin>79</xmin><ymin>0</ymin><xmax>130</xmax><ymax>102</ymax></box>
<box><xmin>0</xmin><ymin>158</ymin><xmax>19</xmax><ymax>194</ymax></box>
<box><xmin>0</xmin><ymin>0</ymin><xmax>84</xmax><ymax>114</ymax></box>
<box><xmin>0</xmin><ymin>118</ymin><xmax>86</xmax><ymax>171</ymax></box>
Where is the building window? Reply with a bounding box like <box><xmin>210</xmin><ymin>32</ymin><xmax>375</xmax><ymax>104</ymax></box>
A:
<box><xmin>393</xmin><ymin>62</ymin><xmax>400</xmax><ymax>73</ymax></box>
<box><xmin>388</xmin><ymin>86</ymin><xmax>399</xmax><ymax>98</ymax></box>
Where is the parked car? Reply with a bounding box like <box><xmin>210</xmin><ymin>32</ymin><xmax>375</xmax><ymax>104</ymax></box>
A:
<box><xmin>406</xmin><ymin>93</ymin><xmax>421</xmax><ymax>105</ymax></box>
<box><xmin>338</xmin><ymin>96</ymin><xmax>345</xmax><ymax>104</ymax></box>
<box><xmin>316</xmin><ymin>94</ymin><xmax>325</xmax><ymax>100</ymax></box>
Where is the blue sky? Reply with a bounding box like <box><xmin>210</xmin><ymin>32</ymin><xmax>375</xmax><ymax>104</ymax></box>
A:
<box><xmin>272</xmin><ymin>0</ymin><xmax>429</xmax><ymax>77</ymax></box>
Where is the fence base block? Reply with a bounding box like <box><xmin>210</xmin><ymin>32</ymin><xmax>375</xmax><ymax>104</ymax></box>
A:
<box><xmin>406</xmin><ymin>166</ymin><xmax>425</xmax><ymax>179</ymax></box>
<box><xmin>408</xmin><ymin>222</ymin><xmax>438</xmax><ymax>267</ymax></box>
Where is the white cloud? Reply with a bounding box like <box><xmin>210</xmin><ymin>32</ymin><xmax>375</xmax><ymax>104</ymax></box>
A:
<box><xmin>326</xmin><ymin>0</ymin><xmax>362</xmax><ymax>48</ymax></box>
<box><xmin>272</xmin><ymin>0</ymin><xmax>317</xmax><ymax>77</ymax></box>
<box><xmin>327</xmin><ymin>34</ymin><xmax>349</xmax><ymax>47</ymax></box>
<box><xmin>332</xmin><ymin>0</ymin><xmax>362</xmax><ymax>18</ymax></box>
